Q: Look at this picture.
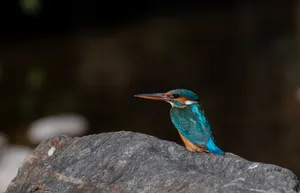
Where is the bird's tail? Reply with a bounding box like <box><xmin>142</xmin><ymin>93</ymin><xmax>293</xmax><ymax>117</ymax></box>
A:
<box><xmin>206</xmin><ymin>138</ymin><xmax>225</xmax><ymax>155</ymax></box>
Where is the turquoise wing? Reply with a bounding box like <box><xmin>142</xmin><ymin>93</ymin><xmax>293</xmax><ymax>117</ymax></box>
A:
<box><xmin>170</xmin><ymin>104</ymin><xmax>213</xmax><ymax>146</ymax></box>
<box><xmin>170</xmin><ymin>104</ymin><xmax>224</xmax><ymax>155</ymax></box>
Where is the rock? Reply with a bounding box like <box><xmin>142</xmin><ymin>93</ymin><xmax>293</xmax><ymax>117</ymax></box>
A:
<box><xmin>5</xmin><ymin>131</ymin><xmax>300</xmax><ymax>193</ymax></box>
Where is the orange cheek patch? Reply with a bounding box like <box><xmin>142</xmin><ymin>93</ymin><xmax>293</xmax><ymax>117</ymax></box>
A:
<box><xmin>175</xmin><ymin>97</ymin><xmax>189</xmax><ymax>104</ymax></box>
<box><xmin>165</xmin><ymin>93</ymin><xmax>173</xmax><ymax>98</ymax></box>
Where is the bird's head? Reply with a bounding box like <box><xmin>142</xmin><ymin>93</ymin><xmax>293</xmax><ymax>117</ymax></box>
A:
<box><xmin>134</xmin><ymin>88</ymin><xmax>199</xmax><ymax>108</ymax></box>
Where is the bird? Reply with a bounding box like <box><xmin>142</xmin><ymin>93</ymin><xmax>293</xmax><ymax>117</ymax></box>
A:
<box><xmin>134</xmin><ymin>88</ymin><xmax>225</xmax><ymax>155</ymax></box>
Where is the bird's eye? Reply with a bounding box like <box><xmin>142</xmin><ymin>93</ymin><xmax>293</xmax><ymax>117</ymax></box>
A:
<box><xmin>172</xmin><ymin>94</ymin><xmax>179</xmax><ymax>98</ymax></box>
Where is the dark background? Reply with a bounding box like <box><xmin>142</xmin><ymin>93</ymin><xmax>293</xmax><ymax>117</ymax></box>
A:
<box><xmin>1</xmin><ymin>0</ymin><xmax>300</xmax><ymax>178</ymax></box>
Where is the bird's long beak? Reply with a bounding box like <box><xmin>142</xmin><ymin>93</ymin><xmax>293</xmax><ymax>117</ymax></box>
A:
<box><xmin>134</xmin><ymin>93</ymin><xmax>168</xmax><ymax>101</ymax></box>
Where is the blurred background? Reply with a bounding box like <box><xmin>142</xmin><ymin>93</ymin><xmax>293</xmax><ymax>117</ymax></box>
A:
<box><xmin>1</xmin><ymin>0</ymin><xmax>300</xmax><ymax>191</ymax></box>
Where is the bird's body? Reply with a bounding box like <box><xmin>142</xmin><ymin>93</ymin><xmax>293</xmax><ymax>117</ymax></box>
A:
<box><xmin>170</xmin><ymin>103</ymin><xmax>224</xmax><ymax>155</ymax></box>
<box><xmin>134</xmin><ymin>88</ymin><xmax>225</xmax><ymax>155</ymax></box>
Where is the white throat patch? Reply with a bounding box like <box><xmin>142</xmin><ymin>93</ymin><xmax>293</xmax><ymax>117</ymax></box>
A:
<box><xmin>167</xmin><ymin>101</ymin><xmax>174</xmax><ymax>107</ymax></box>
<box><xmin>184</xmin><ymin>100</ymin><xmax>198</xmax><ymax>105</ymax></box>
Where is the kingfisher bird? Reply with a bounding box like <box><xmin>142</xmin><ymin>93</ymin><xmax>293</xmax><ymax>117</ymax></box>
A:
<box><xmin>134</xmin><ymin>88</ymin><xmax>224</xmax><ymax>155</ymax></box>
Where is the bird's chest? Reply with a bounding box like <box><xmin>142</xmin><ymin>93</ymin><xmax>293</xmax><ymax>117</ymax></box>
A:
<box><xmin>170</xmin><ymin>107</ymin><xmax>198</xmax><ymax>135</ymax></box>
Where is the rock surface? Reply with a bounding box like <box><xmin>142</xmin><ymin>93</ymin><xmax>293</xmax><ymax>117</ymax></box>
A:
<box><xmin>5</xmin><ymin>131</ymin><xmax>300</xmax><ymax>193</ymax></box>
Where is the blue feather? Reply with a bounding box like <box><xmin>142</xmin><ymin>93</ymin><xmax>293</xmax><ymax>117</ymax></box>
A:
<box><xmin>170</xmin><ymin>103</ymin><xmax>224</xmax><ymax>155</ymax></box>
<box><xmin>206</xmin><ymin>138</ymin><xmax>224</xmax><ymax>155</ymax></box>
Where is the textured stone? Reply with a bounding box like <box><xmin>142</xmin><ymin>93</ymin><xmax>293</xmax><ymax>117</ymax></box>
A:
<box><xmin>5</xmin><ymin>131</ymin><xmax>300</xmax><ymax>193</ymax></box>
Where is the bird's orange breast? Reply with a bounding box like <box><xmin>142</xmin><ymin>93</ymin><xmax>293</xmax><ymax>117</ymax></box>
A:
<box><xmin>178</xmin><ymin>132</ymin><xmax>208</xmax><ymax>153</ymax></box>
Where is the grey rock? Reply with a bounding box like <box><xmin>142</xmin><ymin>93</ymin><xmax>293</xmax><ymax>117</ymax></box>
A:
<box><xmin>5</xmin><ymin>131</ymin><xmax>300</xmax><ymax>193</ymax></box>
